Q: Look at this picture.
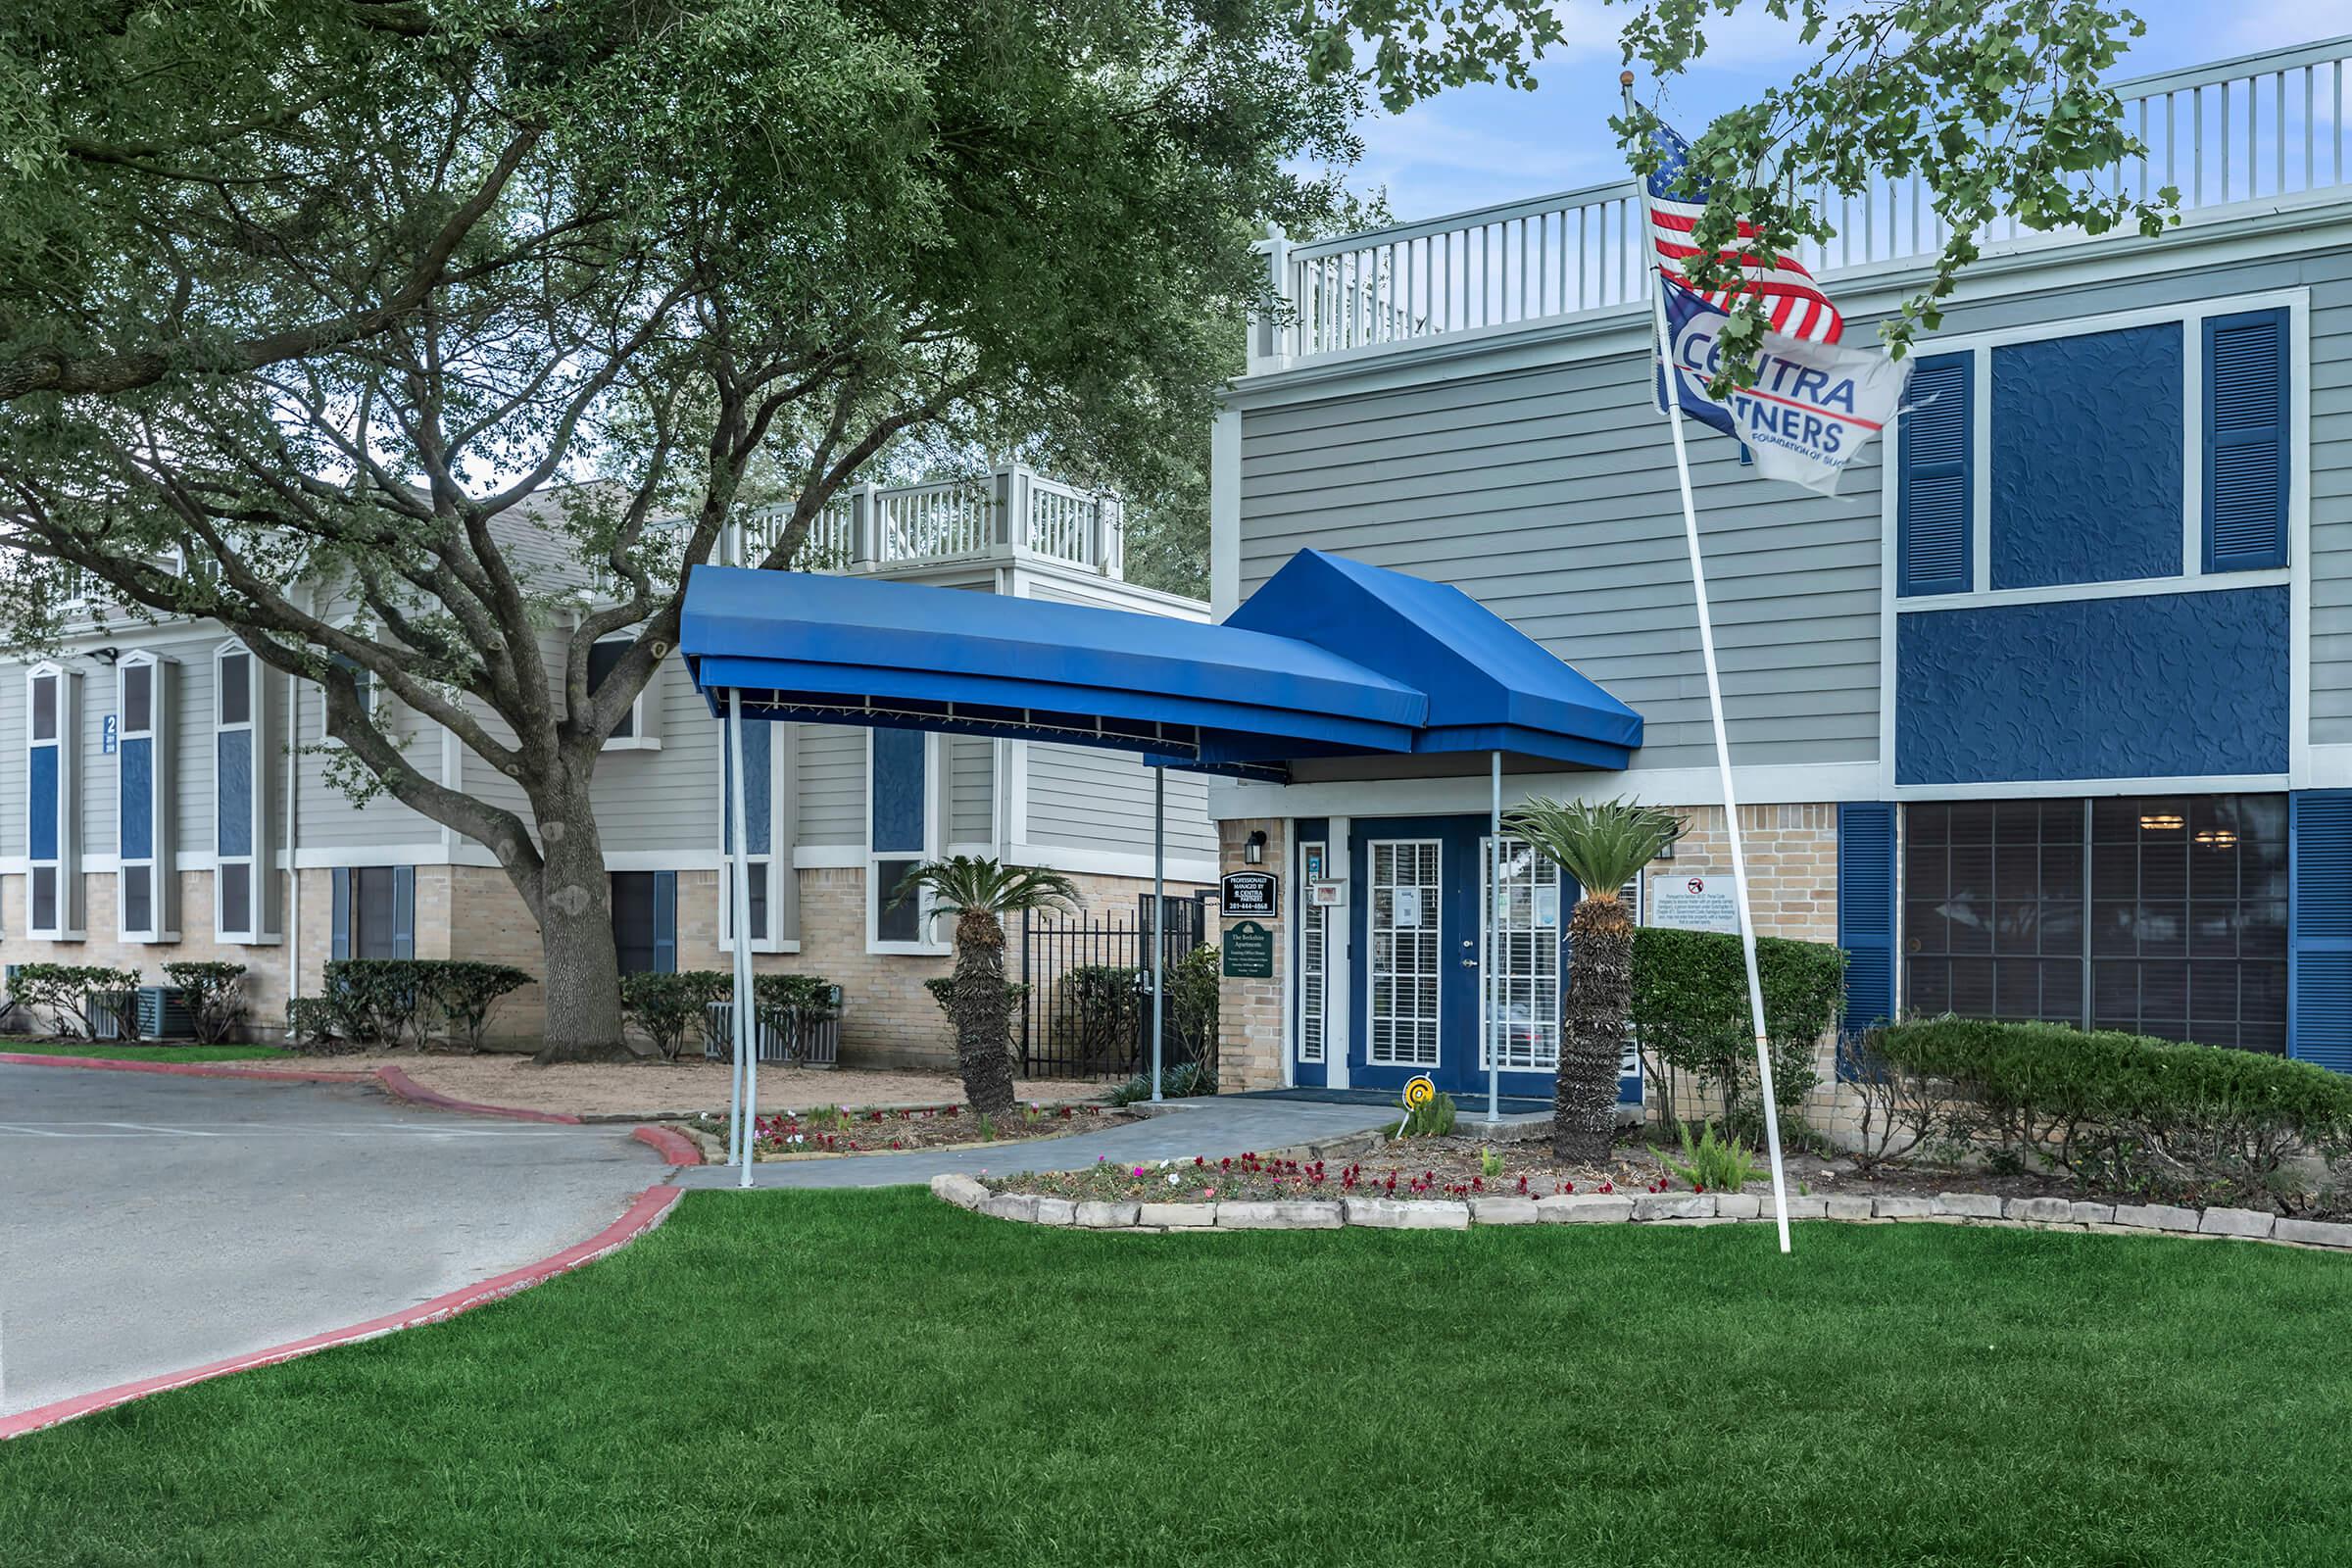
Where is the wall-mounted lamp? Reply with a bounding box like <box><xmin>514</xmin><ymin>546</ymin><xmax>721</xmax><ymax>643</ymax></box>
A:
<box><xmin>1245</xmin><ymin>829</ymin><xmax>1267</xmax><ymax>865</ymax></box>
<box><xmin>93</xmin><ymin>646</ymin><xmax>121</xmax><ymax>665</ymax></box>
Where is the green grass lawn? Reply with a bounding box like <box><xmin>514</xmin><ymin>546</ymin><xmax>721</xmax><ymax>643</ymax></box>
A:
<box><xmin>0</xmin><ymin>1039</ymin><xmax>294</xmax><ymax>1063</ymax></box>
<box><xmin>10</xmin><ymin>1191</ymin><xmax>2352</xmax><ymax>1567</ymax></box>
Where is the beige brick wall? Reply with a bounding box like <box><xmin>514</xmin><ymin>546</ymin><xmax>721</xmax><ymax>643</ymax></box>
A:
<box><xmin>1215</xmin><ymin>817</ymin><xmax>1288</xmax><ymax>1092</ymax></box>
<box><xmin>0</xmin><ymin>869</ymin><xmax>297</xmax><ymax>1034</ymax></box>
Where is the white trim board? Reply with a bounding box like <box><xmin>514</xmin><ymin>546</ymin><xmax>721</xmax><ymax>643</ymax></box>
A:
<box><xmin>1004</xmin><ymin>842</ymin><xmax>1219</xmax><ymax>884</ymax></box>
<box><xmin>1208</xmin><ymin>761</ymin><xmax>1883</xmax><ymax>820</ymax></box>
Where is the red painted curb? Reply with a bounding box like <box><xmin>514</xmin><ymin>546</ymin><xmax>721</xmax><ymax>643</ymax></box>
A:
<box><xmin>631</xmin><ymin>1124</ymin><xmax>703</xmax><ymax>1165</ymax></box>
<box><xmin>374</xmin><ymin>1065</ymin><xmax>582</xmax><ymax>1125</ymax></box>
<box><xmin>0</xmin><ymin>1053</ymin><xmax>368</xmax><ymax>1084</ymax></box>
<box><xmin>0</xmin><ymin>1183</ymin><xmax>685</xmax><ymax>1442</ymax></box>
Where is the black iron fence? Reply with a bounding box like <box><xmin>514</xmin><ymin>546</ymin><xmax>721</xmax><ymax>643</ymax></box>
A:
<box><xmin>1018</xmin><ymin>893</ymin><xmax>1211</xmax><ymax>1080</ymax></box>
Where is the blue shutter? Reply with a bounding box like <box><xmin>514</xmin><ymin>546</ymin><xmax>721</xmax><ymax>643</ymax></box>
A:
<box><xmin>2204</xmin><ymin>308</ymin><xmax>2289</xmax><ymax>571</ymax></box>
<box><xmin>652</xmin><ymin>870</ymin><xmax>677</xmax><ymax>974</ymax></box>
<box><xmin>1897</xmin><ymin>354</ymin><xmax>1973</xmax><ymax>597</ymax></box>
<box><xmin>2289</xmin><ymin>791</ymin><xmax>2352</xmax><ymax>1072</ymax></box>
<box><xmin>330</xmin><ymin>867</ymin><xmax>352</xmax><ymax>960</ymax></box>
<box><xmin>393</xmin><ymin>865</ymin><xmax>416</xmax><ymax>958</ymax></box>
<box><xmin>1837</xmin><ymin>803</ymin><xmax>1898</xmax><ymax>1046</ymax></box>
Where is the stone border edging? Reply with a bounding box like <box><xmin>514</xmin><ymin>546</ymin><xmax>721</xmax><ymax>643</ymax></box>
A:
<box><xmin>928</xmin><ymin>1177</ymin><xmax>2352</xmax><ymax>1251</ymax></box>
<box><xmin>0</xmin><ymin>1183</ymin><xmax>685</xmax><ymax>1442</ymax></box>
<box><xmin>629</xmin><ymin>1125</ymin><xmax>703</xmax><ymax>1165</ymax></box>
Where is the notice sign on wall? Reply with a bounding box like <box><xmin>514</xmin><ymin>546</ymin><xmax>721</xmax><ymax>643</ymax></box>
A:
<box><xmin>1648</xmin><ymin>874</ymin><xmax>1740</xmax><ymax>935</ymax></box>
<box><xmin>1222</xmin><ymin>920</ymin><xmax>1275</xmax><ymax>979</ymax></box>
<box><xmin>1220</xmin><ymin>870</ymin><xmax>1278</xmax><ymax>917</ymax></box>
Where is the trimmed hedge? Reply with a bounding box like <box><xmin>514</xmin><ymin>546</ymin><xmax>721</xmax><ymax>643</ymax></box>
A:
<box><xmin>9</xmin><ymin>963</ymin><xmax>141</xmax><ymax>1039</ymax></box>
<box><xmin>161</xmin><ymin>960</ymin><xmax>249</xmax><ymax>1045</ymax></box>
<box><xmin>1863</xmin><ymin>1016</ymin><xmax>2352</xmax><ymax>1209</ymax></box>
<box><xmin>318</xmin><ymin>958</ymin><xmax>532</xmax><ymax>1050</ymax></box>
<box><xmin>1629</xmin><ymin>927</ymin><xmax>1846</xmax><ymax>1142</ymax></box>
<box><xmin>619</xmin><ymin>971</ymin><xmax>730</xmax><ymax>1061</ymax></box>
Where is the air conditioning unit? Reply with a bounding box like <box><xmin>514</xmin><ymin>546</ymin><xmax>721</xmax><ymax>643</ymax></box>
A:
<box><xmin>88</xmin><ymin>989</ymin><xmax>136</xmax><ymax>1041</ymax></box>
<box><xmin>136</xmin><ymin>986</ymin><xmax>195</xmax><ymax>1041</ymax></box>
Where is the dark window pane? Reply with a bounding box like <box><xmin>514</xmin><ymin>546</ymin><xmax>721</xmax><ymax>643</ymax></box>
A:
<box><xmin>123</xmin><ymin>863</ymin><xmax>150</xmax><ymax>933</ymax></box>
<box><xmin>1909</xmin><ymin>804</ymin><xmax>1949</xmax><ymax>846</ymax></box>
<box><xmin>2039</xmin><ymin>959</ymin><xmax>2084</xmax><ymax>1023</ymax></box>
<box><xmin>2038</xmin><ymin>901</ymin><xmax>2082</xmax><ymax>956</ymax></box>
<box><xmin>1949</xmin><ymin>804</ymin><xmax>1994</xmax><ymax>845</ymax></box>
<box><xmin>1904</xmin><ymin>902</ymin><xmax>1948</xmax><ymax>956</ymax></box>
<box><xmin>2139</xmin><ymin>960</ymin><xmax>2187</xmax><ymax>1018</ymax></box>
<box><xmin>874</xmin><ymin>858</ymin><xmax>922</xmax><ymax>943</ymax></box>
<box><xmin>220</xmin><ymin>862</ymin><xmax>251</xmax><ymax>934</ymax></box>
<box><xmin>870</xmin><ymin>730</ymin><xmax>927</xmax><ymax>854</ymax></box>
<box><xmin>2091</xmin><ymin>960</ymin><xmax>2140</xmax><ymax>1026</ymax></box>
<box><xmin>32</xmin><ymin>865</ymin><xmax>56</xmax><ymax>930</ymax></box>
<box><xmin>1992</xmin><ymin>959</ymin><xmax>2041</xmax><ymax>1020</ymax></box>
<box><xmin>749</xmin><ymin>863</ymin><xmax>769</xmax><ymax>942</ymax></box>
<box><xmin>2091</xmin><ymin>902</ymin><xmax>2137</xmax><ymax>956</ymax></box>
<box><xmin>2135</xmin><ymin>903</ymin><xmax>2187</xmax><ymax>956</ymax></box>
<box><xmin>220</xmin><ymin>654</ymin><xmax>251</xmax><ymax>726</ymax></box>
<box><xmin>2040</xmin><ymin>842</ymin><xmax>2084</xmax><ymax>899</ymax></box>
<box><xmin>31</xmin><ymin>674</ymin><xmax>56</xmax><ymax>742</ymax></box>
<box><xmin>2139</xmin><ymin>844</ymin><xmax>2188</xmax><ymax>900</ymax></box>
<box><xmin>353</xmin><ymin>866</ymin><xmax>402</xmax><ymax>959</ymax></box>
<box><xmin>1907</xmin><ymin>959</ymin><xmax>1950</xmax><ymax>1014</ymax></box>
<box><xmin>1949</xmin><ymin>957</ymin><xmax>1996</xmax><ymax>1016</ymax></box>
<box><xmin>123</xmin><ymin>664</ymin><xmax>152</xmax><ymax>734</ymax></box>
<box><xmin>1994</xmin><ymin>845</ymin><xmax>2037</xmax><ymax>899</ymax></box>
<box><xmin>590</xmin><ymin>640</ymin><xmax>633</xmax><ymax>740</ymax></box>
<box><xmin>612</xmin><ymin>871</ymin><xmax>658</xmax><ymax>973</ymax></box>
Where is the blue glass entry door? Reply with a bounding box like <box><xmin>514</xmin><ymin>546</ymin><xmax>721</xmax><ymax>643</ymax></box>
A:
<box><xmin>1347</xmin><ymin>814</ymin><xmax>1565</xmax><ymax>1101</ymax></box>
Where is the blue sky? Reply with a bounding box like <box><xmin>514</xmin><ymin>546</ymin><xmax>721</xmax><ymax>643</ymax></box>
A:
<box><xmin>1348</xmin><ymin>2</ymin><xmax>2340</xmax><ymax>222</ymax></box>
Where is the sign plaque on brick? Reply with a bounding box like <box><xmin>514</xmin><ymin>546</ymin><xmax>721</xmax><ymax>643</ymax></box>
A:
<box><xmin>1219</xmin><ymin>870</ymin><xmax>1278</xmax><ymax>917</ymax></box>
<box><xmin>1221</xmin><ymin>920</ymin><xmax>1274</xmax><ymax>979</ymax></box>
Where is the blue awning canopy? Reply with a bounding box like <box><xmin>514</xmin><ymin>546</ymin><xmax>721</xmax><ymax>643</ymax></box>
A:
<box><xmin>680</xmin><ymin>550</ymin><xmax>1642</xmax><ymax>777</ymax></box>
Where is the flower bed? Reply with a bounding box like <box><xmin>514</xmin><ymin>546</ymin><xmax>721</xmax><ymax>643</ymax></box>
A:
<box><xmin>680</xmin><ymin>1101</ymin><xmax>1116</xmax><ymax>1159</ymax></box>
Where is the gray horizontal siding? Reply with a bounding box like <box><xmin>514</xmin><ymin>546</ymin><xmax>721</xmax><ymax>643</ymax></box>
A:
<box><xmin>797</xmin><ymin>725</ymin><xmax>863</xmax><ymax>847</ymax></box>
<box><xmin>586</xmin><ymin>657</ymin><xmax>720</xmax><ymax>854</ymax></box>
<box><xmin>949</xmin><ymin>736</ymin><xmax>993</xmax><ymax>845</ymax></box>
<box><xmin>1025</xmin><ymin>744</ymin><xmax>1216</xmax><ymax>858</ymax></box>
<box><xmin>1239</xmin><ymin>321</ymin><xmax>1886</xmax><ymax>772</ymax></box>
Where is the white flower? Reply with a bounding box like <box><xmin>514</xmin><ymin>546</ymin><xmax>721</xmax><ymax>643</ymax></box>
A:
<box><xmin>1166</xmin><ymin>1172</ymin><xmax>1181</xmax><ymax>1187</ymax></box>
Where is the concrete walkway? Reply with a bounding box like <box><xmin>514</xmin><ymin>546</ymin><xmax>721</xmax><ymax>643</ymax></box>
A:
<box><xmin>674</xmin><ymin>1096</ymin><xmax>1393</xmax><ymax>1190</ymax></box>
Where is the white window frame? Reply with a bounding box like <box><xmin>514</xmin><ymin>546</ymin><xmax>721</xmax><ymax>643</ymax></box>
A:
<box><xmin>24</xmin><ymin>662</ymin><xmax>80</xmax><ymax>940</ymax></box>
<box><xmin>865</xmin><ymin>727</ymin><xmax>947</xmax><ymax>956</ymax></box>
<box><xmin>114</xmin><ymin>651</ymin><xmax>175</xmax><ymax>943</ymax></box>
<box><xmin>1478</xmin><ymin>833</ymin><xmax>1563</xmax><ymax>1074</ymax></box>
<box><xmin>1363</xmin><ymin>837</ymin><xmax>1442</xmax><ymax>1068</ymax></box>
<box><xmin>591</xmin><ymin>633</ymin><xmax>663</xmax><ymax>753</ymax></box>
<box><xmin>716</xmin><ymin>716</ymin><xmax>789</xmax><ymax>955</ymax></box>
<box><xmin>212</xmin><ymin>641</ymin><xmax>278</xmax><ymax>945</ymax></box>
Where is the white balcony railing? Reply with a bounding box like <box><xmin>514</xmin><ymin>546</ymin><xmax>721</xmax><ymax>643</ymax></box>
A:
<box><xmin>1250</xmin><ymin>35</ymin><xmax>2352</xmax><ymax>370</ymax></box>
<box><xmin>729</xmin><ymin>464</ymin><xmax>1124</xmax><ymax>577</ymax></box>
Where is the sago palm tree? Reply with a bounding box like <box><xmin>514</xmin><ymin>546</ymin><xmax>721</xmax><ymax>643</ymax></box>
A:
<box><xmin>1502</xmin><ymin>796</ymin><xmax>1685</xmax><ymax>1161</ymax></box>
<box><xmin>892</xmin><ymin>856</ymin><xmax>1079</xmax><ymax>1114</ymax></box>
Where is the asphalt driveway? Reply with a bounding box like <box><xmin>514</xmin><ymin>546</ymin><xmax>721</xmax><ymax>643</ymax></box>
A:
<box><xmin>0</xmin><ymin>1063</ymin><xmax>656</xmax><ymax>1416</ymax></box>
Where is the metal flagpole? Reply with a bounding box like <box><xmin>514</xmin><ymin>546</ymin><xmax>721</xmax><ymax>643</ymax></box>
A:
<box><xmin>1623</xmin><ymin>74</ymin><xmax>1792</xmax><ymax>1253</ymax></box>
<box><xmin>726</xmin><ymin>689</ymin><xmax>758</xmax><ymax>1189</ymax></box>
<box><xmin>1150</xmin><ymin>766</ymin><xmax>1166</xmax><ymax>1102</ymax></box>
<box><xmin>1488</xmin><ymin>751</ymin><xmax>1501</xmax><ymax>1124</ymax></box>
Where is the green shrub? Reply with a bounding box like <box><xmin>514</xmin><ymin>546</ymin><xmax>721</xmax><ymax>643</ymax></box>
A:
<box><xmin>11</xmin><ymin>963</ymin><xmax>141</xmax><ymax>1038</ymax></box>
<box><xmin>1166</xmin><ymin>944</ymin><xmax>1220</xmax><ymax>1082</ymax></box>
<box><xmin>1107</xmin><ymin>1058</ymin><xmax>1217</xmax><ymax>1104</ymax></box>
<box><xmin>1630</xmin><ymin>928</ymin><xmax>1846</xmax><ymax>1143</ymax></box>
<box><xmin>284</xmin><ymin>996</ymin><xmax>346</xmax><ymax>1050</ymax></box>
<box><xmin>322</xmin><ymin>958</ymin><xmax>530</xmax><ymax>1050</ymax></box>
<box><xmin>746</xmin><ymin>974</ymin><xmax>842</xmax><ymax>1065</ymax></box>
<box><xmin>1395</xmin><ymin>1088</ymin><xmax>1457</xmax><ymax>1140</ymax></box>
<box><xmin>620</xmin><ymin>971</ymin><xmax>729</xmax><ymax>1061</ymax></box>
<box><xmin>1666</xmin><ymin>1120</ymin><xmax>1763</xmax><ymax>1193</ymax></box>
<box><xmin>161</xmin><ymin>960</ymin><xmax>249</xmax><ymax>1044</ymax></box>
<box><xmin>1060</xmin><ymin>963</ymin><xmax>1144</xmax><ymax>1074</ymax></box>
<box><xmin>1870</xmin><ymin>1016</ymin><xmax>2352</xmax><ymax>1209</ymax></box>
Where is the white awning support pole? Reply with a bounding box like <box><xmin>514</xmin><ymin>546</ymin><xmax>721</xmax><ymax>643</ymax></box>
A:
<box><xmin>1151</xmin><ymin>765</ymin><xmax>1166</xmax><ymax>1102</ymax></box>
<box><xmin>1625</xmin><ymin>74</ymin><xmax>1791</xmax><ymax>1254</ymax></box>
<box><xmin>1488</xmin><ymin>750</ymin><xmax>1501</xmax><ymax>1125</ymax></box>
<box><xmin>726</xmin><ymin>689</ymin><xmax>759</xmax><ymax>1190</ymax></box>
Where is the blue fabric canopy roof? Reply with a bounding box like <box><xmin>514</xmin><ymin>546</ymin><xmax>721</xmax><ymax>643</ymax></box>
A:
<box><xmin>679</xmin><ymin>551</ymin><xmax>1641</xmax><ymax>777</ymax></box>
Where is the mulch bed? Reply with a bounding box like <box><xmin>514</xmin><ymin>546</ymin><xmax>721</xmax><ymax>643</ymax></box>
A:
<box><xmin>682</xmin><ymin>1102</ymin><xmax>1119</xmax><ymax>1159</ymax></box>
<box><xmin>997</xmin><ymin>1130</ymin><xmax>2307</xmax><ymax>1213</ymax></box>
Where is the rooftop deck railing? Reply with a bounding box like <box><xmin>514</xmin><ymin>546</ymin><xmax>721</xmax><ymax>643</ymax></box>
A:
<box><xmin>1250</xmin><ymin>36</ymin><xmax>2352</xmax><ymax>372</ymax></box>
<box><xmin>728</xmin><ymin>464</ymin><xmax>1124</xmax><ymax>578</ymax></box>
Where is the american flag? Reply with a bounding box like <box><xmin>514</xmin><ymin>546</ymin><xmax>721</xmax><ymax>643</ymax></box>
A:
<box><xmin>1645</xmin><ymin>121</ymin><xmax>1842</xmax><ymax>344</ymax></box>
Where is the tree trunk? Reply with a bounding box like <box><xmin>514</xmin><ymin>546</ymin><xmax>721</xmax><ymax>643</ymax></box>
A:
<box><xmin>1554</xmin><ymin>895</ymin><xmax>1633</xmax><ymax>1162</ymax></box>
<box><xmin>949</xmin><ymin>907</ymin><xmax>1017</xmax><ymax>1114</ymax></box>
<box><xmin>527</xmin><ymin>768</ymin><xmax>632</xmax><ymax>1064</ymax></box>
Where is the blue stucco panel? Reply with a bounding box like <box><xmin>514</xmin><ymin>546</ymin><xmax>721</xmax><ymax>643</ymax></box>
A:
<box><xmin>1989</xmin><ymin>323</ymin><xmax>2183</xmax><ymax>590</ymax></box>
<box><xmin>120</xmin><ymin>736</ymin><xmax>153</xmax><ymax>860</ymax></box>
<box><xmin>1896</xmin><ymin>587</ymin><xmax>2287</xmax><ymax>784</ymax></box>
<box><xmin>217</xmin><ymin>728</ymin><xmax>253</xmax><ymax>858</ymax></box>
<box><xmin>28</xmin><ymin>744</ymin><xmax>57</xmax><ymax>860</ymax></box>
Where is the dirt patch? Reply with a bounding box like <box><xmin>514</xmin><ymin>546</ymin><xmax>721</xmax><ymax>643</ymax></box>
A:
<box><xmin>210</xmin><ymin>1051</ymin><xmax>1103</xmax><ymax>1120</ymax></box>
<box><xmin>673</xmin><ymin>1102</ymin><xmax>1124</xmax><ymax>1160</ymax></box>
